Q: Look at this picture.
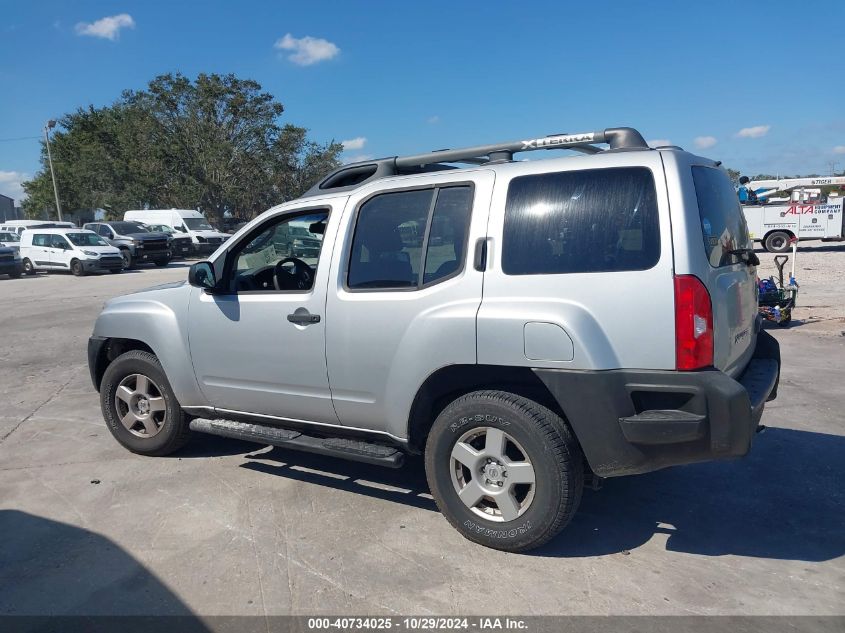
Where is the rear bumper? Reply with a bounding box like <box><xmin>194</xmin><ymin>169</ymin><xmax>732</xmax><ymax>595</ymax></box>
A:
<box><xmin>534</xmin><ymin>330</ymin><xmax>781</xmax><ymax>477</ymax></box>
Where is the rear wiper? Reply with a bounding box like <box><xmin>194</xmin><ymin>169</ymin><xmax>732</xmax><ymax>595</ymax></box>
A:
<box><xmin>728</xmin><ymin>247</ymin><xmax>760</xmax><ymax>266</ymax></box>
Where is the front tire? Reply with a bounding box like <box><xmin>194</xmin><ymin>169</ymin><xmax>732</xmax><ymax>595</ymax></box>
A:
<box><xmin>100</xmin><ymin>350</ymin><xmax>192</xmax><ymax>456</ymax></box>
<box><xmin>70</xmin><ymin>259</ymin><xmax>85</xmax><ymax>276</ymax></box>
<box><xmin>23</xmin><ymin>259</ymin><xmax>36</xmax><ymax>275</ymax></box>
<box><xmin>120</xmin><ymin>249</ymin><xmax>134</xmax><ymax>269</ymax></box>
<box><xmin>425</xmin><ymin>390</ymin><xmax>584</xmax><ymax>552</ymax></box>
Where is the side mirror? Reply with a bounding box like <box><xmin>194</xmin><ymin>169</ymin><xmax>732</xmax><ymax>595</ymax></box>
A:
<box><xmin>188</xmin><ymin>261</ymin><xmax>217</xmax><ymax>291</ymax></box>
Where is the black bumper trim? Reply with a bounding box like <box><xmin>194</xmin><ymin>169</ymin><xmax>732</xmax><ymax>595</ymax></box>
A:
<box><xmin>534</xmin><ymin>330</ymin><xmax>781</xmax><ymax>477</ymax></box>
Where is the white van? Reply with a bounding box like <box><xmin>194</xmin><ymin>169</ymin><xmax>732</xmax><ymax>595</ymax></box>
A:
<box><xmin>20</xmin><ymin>228</ymin><xmax>124</xmax><ymax>276</ymax></box>
<box><xmin>123</xmin><ymin>209</ymin><xmax>230</xmax><ymax>255</ymax></box>
<box><xmin>0</xmin><ymin>220</ymin><xmax>76</xmax><ymax>236</ymax></box>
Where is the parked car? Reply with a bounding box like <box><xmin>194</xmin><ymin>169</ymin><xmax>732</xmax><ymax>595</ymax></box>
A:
<box><xmin>221</xmin><ymin>217</ymin><xmax>249</xmax><ymax>234</ymax></box>
<box><xmin>0</xmin><ymin>230</ymin><xmax>21</xmax><ymax>254</ymax></box>
<box><xmin>137</xmin><ymin>223</ymin><xmax>193</xmax><ymax>259</ymax></box>
<box><xmin>0</xmin><ymin>220</ymin><xmax>76</xmax><ymax>236</ymax></box>
<box><xmin>0</xmin><ymin>243</ymin><xmax>22</xmax><ymax>278</ymax></box>
<box><xmin>88</xmin><ymin>127</ymin><xmax>780</xmax><ymax>552</ymax></box>
<box><xmin>20</xmin><ymin>228</ymin><xmax>123</xmax><ymax>276</ymax></box>
<box><xmin>123</xmin><ymin>210</ymin><xmax>230</xmax><ymax>255</ymax></box>
<box><xmin>82</xmin><ymin>221</ymin><xmax>171</xmax><ymax>269</ymax></box>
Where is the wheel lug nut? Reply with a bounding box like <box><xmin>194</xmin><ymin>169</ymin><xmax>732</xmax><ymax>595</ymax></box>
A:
<box><xmin>497</xmin><ymin>481</ymin><xmax>504</xmax><ymax>487</ymax></box>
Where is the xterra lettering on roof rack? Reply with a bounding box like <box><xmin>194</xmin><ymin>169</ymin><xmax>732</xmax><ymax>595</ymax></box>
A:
<box><xmin>303</xmin><ymin>126</ymin><xmax>650</xmax><ymax>198</ymax></box>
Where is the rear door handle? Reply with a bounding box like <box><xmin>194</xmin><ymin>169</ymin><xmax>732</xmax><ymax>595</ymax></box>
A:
<box><xmin>473</xmin><ymin>238</ymin><xmax>489</xmax><ymax>271</ymax></box>
<box><xmin>287</xmin><ymin>308</ymin><xmax>321</xmax><ymax>325</ymax></box>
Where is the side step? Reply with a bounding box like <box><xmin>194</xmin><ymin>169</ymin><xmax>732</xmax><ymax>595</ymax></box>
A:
<box><xmin>189</xmin><ymin>418</ymin><xmax>405</xmax><ymax>468</ymax></box>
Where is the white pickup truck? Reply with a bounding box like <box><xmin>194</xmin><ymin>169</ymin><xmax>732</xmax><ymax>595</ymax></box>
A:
<box><xmin>742</xmin><ymin>198</ymin><xmax>845</xmax><ymax>252</ymax></box>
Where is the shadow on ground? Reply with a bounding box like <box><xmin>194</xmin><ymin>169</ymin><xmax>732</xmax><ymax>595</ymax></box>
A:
<box><xmin>0</xmin><ymin>510</ymin><xmax>204</xmax><ymax>620</ymax></box>
<box><xmin>206</xmin><ymin>427</ymin><xmax>845</xmax><ymax>562</ymax></box>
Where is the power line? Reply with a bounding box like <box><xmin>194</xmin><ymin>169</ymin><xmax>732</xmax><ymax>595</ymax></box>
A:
<box><xmin>0</xmin><ymin>135</ymin><xmax>41</xmax><ymax>143</ymax></box>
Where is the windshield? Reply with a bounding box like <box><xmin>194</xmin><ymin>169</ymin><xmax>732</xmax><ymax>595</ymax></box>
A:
<box><xmin>184</xmin><ymin>217</ymin><xmax>214</xmax><ymax>231</ymax></box>
<box><xmin>110</xmin><ymin>221</ymin><xmax>148</xmax><ymax>234</ymax></box>
<box><xmin>148</xmin><ymin>224</ymin><xmax>175</xmax><ymax>234</ymax></box>
<box><xmin>67</xmin><ymin>232</ymin><xmax>108</xmax><ymax>247</ymax></box>
<box><xmin>0</xmin><ymin>232</ymin><xmax>20</xmax><ymax>243</ymax></box>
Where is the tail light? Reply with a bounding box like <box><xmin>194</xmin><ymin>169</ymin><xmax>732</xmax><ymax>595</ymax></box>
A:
<box><xmin>674</xmin><ymin>275</ymin><xmax>713</xmax><ymax>370</ymax></box>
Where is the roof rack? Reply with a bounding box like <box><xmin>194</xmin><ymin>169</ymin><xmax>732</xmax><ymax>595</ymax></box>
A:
<box><xmin>303</xmin><ymin>127</ymin><xmax>649</xmax><ymax>198</ymax></box>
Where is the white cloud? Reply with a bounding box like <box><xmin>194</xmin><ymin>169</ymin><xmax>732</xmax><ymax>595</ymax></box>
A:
<box><xmin>834</xmin><ymin>145</ymin><xmax>845</xmax><ymax>154</ymax></box>
<box><xmin>694</xmin><ymin>135</ymin><xmax>718</xmax><ymax>149</ymax></box>
<box><xmin>427</xmin><ymin>115</ymin><xmax>440</xmax><ymax>125</ymax></box>
<box><xmin>736</xmin><ymin>125</ymin><xmax>770</xmax><ymax>139</ymax></box>
<box><xmin>344</xmin><ymin>154</ymin><xmax>373</xmax><ymax>164</ymax></box>
<box><xmin>647</xmin><ymin>139</ymin><xmax>672</xmax><ymax>148</ymax></box>
<box><xmin>341</xmin><ymin>137</ymin><xmax>367</xmax><ymax>151</ymax></box>
<box><xmin>0</xmin><ymin>170</ymin><xmax>29</xmax><ymax>203</ymax></box>
<box><xmin>75</xmin><ymin>14</ymin><xmax>135</xmax><ymax>41</ymax></box>
<box><xmin>274</xmin><ymin>33</ymin><xmax>339</xmax><ymax>66</ymax></box>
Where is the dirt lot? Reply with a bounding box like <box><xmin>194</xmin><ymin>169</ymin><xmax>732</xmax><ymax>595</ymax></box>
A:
<box><xmin>0</xmin><ymin>247</ymin><xmax>843</xmax><ymax>618</ymax></box>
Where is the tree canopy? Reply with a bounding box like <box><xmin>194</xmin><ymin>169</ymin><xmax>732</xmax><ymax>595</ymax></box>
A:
<box><xmin>23</xmin><ymin>73</ymin><xmax>343</xmax><ymax>222</ymax></box>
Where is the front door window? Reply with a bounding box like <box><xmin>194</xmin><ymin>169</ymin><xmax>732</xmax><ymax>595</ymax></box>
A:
<box><xmin>225</xmin><ymin>211</ymin><xmax>328</xmax><ymax>293</ymax></box>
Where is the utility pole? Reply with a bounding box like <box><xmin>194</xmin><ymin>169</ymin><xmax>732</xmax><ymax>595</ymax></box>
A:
<box><xmin>829</xmin><ymin>161</ymin><xmax>841</xmax><ymax>176</ymax></box>
<box><xmin>43</xmin><ymin>120</ymin><xmax>63</xmax><ymax>221</ymax></box>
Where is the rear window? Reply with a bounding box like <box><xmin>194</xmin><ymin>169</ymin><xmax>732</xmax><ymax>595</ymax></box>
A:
<box><xmin>502</xmin><ymin>167</ymin><xmax>660</xmax><ymax>275</ymax></box>
<box><xmin>692</xmin><ymin>166</ymin><xmax>751</xmax><ymax>267</ymax></box>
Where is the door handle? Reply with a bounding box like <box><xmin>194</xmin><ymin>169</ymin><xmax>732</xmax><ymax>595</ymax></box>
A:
<box><xmin>473</xmin><ymin>238</ymin><xmax>489</xmax><ymax>271</ymax></box>
<box><xmin>287</xmin><ymin>308</ymin><xmax>321</xmax><ymax>325</ymax></box>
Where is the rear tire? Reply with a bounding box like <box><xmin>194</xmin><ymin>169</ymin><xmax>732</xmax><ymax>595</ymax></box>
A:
<box><xmin>100</xmin><ymin>350</ymin><xmax>192</xmax><ymax>456</ymax></box>
<box><xmin>23</xmin><ymin>259</ymin><xmax>36</xmax><ymax>275</ymax></box>
<box><xmin>109</xmin><ymin>269</ymin><xmax>122</xmax><ymax>274</ymax></box>
<box><xmin>425</xmin><ymin>390</ymin><xmax>584</xmax><ymax>552</ymax></box>
<box><xmin>764</xmin><ymin>231</ymin><xmax>792</xmax><ymax>253</ymax></box>
<box><xmin>70</xmin><ymin>259</ymin><xmax>85</xmax><ymax>276</ymax></box>
<box><xmin>10</xmin><ymin>268</ymin><xmax>22</xmax><ymax>279</ymax></box>
<box><xmin>154</xmin><ymin>258</ymin><xmax>169</xmax><ymax>267</ymax></box>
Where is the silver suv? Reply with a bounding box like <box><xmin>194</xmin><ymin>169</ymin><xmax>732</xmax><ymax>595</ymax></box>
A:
<box><xmin>88</xmin><ymin>127</ymin><xmax>780</xmax><ymax>552</ymax></box>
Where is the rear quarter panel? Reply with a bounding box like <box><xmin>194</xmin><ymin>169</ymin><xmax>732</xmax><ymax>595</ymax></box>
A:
<box><xmin>662</xmin><ymin>153</ymin><xmax>757</xmax><ymax>377</ymax></box>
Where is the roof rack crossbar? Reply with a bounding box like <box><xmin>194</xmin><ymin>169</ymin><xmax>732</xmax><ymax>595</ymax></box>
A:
<box><xmin>304</xmin><ymin>127</ymin><xmax>647</xmax><ymax>197</ymax></box>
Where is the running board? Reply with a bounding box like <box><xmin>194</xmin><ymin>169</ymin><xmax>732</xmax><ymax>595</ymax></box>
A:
<box><xmin>189</xmin><ymin>418</ymin><xmax>405</xmax><ymax>468</ymax></box>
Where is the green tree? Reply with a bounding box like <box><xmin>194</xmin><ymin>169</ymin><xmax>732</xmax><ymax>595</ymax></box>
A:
<box><xmin>724</xmin><ymin>167</ymin><xmax>741</xmax><ymax>187</ymax></box>
<box><xmin>23</xmin><ymin>73</ymin><xmax>342</xmax><ymax>222</ymax></box>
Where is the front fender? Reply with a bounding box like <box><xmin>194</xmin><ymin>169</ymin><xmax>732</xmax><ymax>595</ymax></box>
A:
<box><xmin>91</xmin><ymin>284</ymin><xmax>206</xmax><ymax>406</ymax></box>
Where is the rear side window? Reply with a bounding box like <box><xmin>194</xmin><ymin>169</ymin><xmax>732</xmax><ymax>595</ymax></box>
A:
<box><xmin>692</xmin><ymin>166</ymin><xmax>750</xmax><ymax>267</ymax></box>
<box><xmin>502</xmin><ymin>167</ymin><xmax>660</xmax><ymax>275</ymax></box>
<box><xmin>348</xmin><ymin>185</ymin><xmax>473</xmax><ymax>290</ymax></box>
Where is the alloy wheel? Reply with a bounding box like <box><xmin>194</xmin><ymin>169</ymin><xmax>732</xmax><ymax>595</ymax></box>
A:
<box><xmin>450</xmin><ymin>426</ymin><xmax>536</xmax><ymax>522</ymax></box>
<box><xmin>114</xmin><ymin>373</ymin><xmax>167</xmax><ymax>438</ymax></box>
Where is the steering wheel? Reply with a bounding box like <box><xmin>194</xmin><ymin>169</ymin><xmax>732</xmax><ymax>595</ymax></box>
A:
<box><xmin>274</xmin><ymin>257</ymin><xmax>313</xmax><ymax>291</ymax></box>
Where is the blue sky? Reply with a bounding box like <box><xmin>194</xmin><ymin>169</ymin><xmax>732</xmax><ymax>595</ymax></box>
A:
<box><xmin>2</xmin><ymin>0</ymin><xmax>844</xmax><ymax>204</ymax></box>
